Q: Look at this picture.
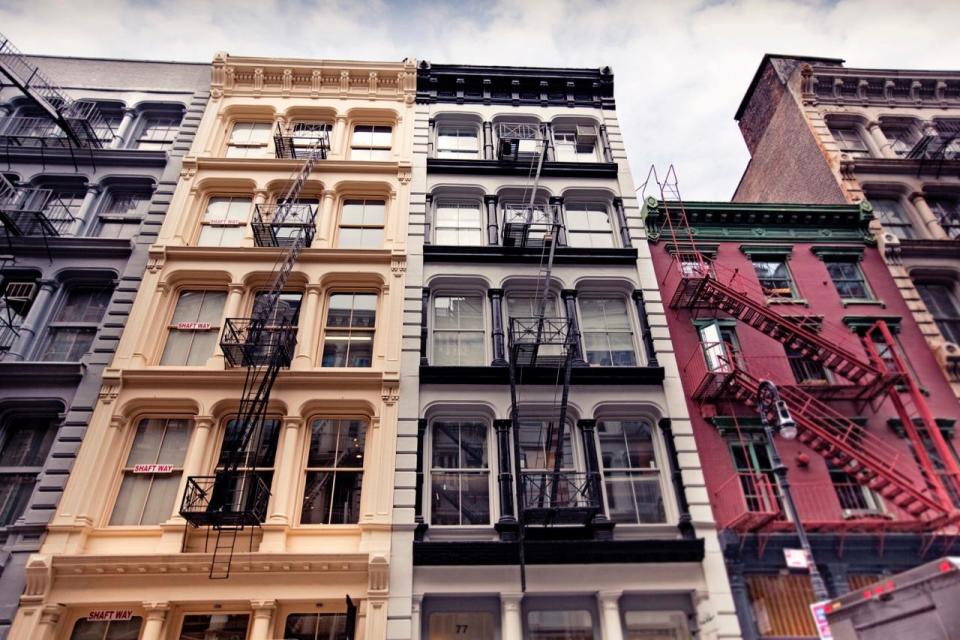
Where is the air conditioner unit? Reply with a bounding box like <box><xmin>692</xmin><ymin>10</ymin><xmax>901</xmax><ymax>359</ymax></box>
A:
<box><xmin>4</xmin><ymin>281</ymin><xmax>37</xmax><ymax>303</ymax></box>
<box><xmin>575</xmin><ymin>125</ymin><xmax>598</xmax><ymax>144</ymax></box>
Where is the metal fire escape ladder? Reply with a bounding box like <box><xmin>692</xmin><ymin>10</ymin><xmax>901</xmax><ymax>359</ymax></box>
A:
<box><xmin>0</xmin><ymin>32</ymin><xmax>112</xmax><ymax>149</ymax></box>
<box><xmin>907</xmin><ymin>121</ymin><xmax>960</xmax><ymax>179</ymax></box>
<box><xmin>179</xmin><ymin>138</ymin><xmax>325</xmax><ymax>579</ymax></box>
<box><xmin>648</xmin><ymin>164</ymin><xmax>960</xmax><ymax>528</ymax></box>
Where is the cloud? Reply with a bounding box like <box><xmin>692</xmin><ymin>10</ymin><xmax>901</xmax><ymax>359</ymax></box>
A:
<box><xmin>1</xmin><ymin>0</ymin><xmax>957</xmax><ymax>198</ymax></box>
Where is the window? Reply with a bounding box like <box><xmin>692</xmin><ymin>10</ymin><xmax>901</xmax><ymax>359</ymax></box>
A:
<box><xmin>436</xmin><ymin>125</ymin><xmax>479</xmax><ymax>159</ymax></box>
<box><xmin>527</xmin><ymin>610</ymin><xmax>594</xmax><ymax>640</ymax></box>
<box><xmin>69</xmin><ymin>617</ymin><xmax>143</xmax><ymax>640</ymax></box>
<box><xmin>197</xmin><ymin>196</ymin><xmax>251</xmax><ymax>246</ymax></box>
<box><xmin>578</xmin><ymin>297</ymin><xmax>637</xmax><ymax>366</ymax></box>
<box><xmin>179</xmin><ymin>614</ymin><xmax>249</xmax><ymax>640</ymax></box>
<box><xmin>225</xmin><ymin>121</ymin><xmax>272</xmax><ymax>158</ymax></box>
<box><xmin>301</xmin><ymin>418</ymin><xmax>366</xmax><ymax>524</ymax></box>
<box><xmin>829</xmin><ymin>124</ymin><xmax>870</xmax><ymax>157</ymax></box>
<box><xmin>432</xmin><ymin>295</ymin><xmax>485</xmax><ymax>366</ymax></box>
<box><xmin>321</xmin><ymin>293</ymin><xmax>376</xmax><ymax>367</ymax></box>
<box><xmin>746</xmin><ymin>575</ymin><xmax>817</xmax><ymax>638</ymax></box>
<box><xmin>518</xmin><ymin>420</ymin><xmax>574</xmax><ymax>472</ymax></box>
<box><xmin>160</xmin><ymin>290</ymin><xmax>225</xmax><ymax>365</ymax></box>
<box><xmin>880</xmin><ymin>124</ymin><xmax>915</xmax><ymax>156</ymax></box>
<box><xmin>506</xmin><ymin>292</ymin><xmax>563</xmax><ymax>361</ymax></box>
<box><xmin>829</xmin><ymin>462</ymin><xmax>883</xmax><ymax>513</ymax></box>
<box><xmin>729</xmin><ymin>435</ymin><xmax>783</xmax><ymax>513</ymax></box>
<box><xmin>284</xmin><ymin>613</ymin><xmax>348</xmax><ymax>640</ymax></box>
<box><xmin>824</xmin><ymin>259</ymin><xmax>872</xmax><ymax>300</ymax></box>
<box><xmin>430</xmin><ymin>420</ymin><xmax>489</xmax><ymax>525</ymax></box>
<box><xmin>915</xmin><ymin>428</ymin><xmax>960</xmax><ymax>508</ymax></box>
<box><xmin>751</xmin><ymin>258</ymin><xmax>797</xmax><ymax>299</ymax></box>
<box><xmin>216</xmin><ymin>417</ymin><xmax>280</xmax><ymax>501</ymax></box>
<box><xmin>97</xmin><ymin>189</ymin><xmax>150</xmax><ymax>239</ymax></box>
<box><xmin>697</xmin><ymin>322</ymin><xmax>741</xmax><ymax>372</ymax></box>
<box><xmin>110</xmin><ymin>418</ymin><xmax>191</xmax><ymax>526</ymax></box>
<box><xmin>291</xmin><ymin>121</ymin><xmax>331</xmax><ymax>149</ymax></box>
<box><xmin>337</xmin><ymin>199</ymin><xmax>385</xmax><ymax>249</ymax></box>
<box><xmin>870</xmin><ymin>198</ymin><xmax>915</xmax><ymax>239</ymax></box>
<box><xmin>350</xmin><ymin>125</ymin><xmax>392</xmax><ymax>160</ymax></box>
<box><xmin>135</xmin><ymin>114</ymin><xmax>181</xmax><ymax>150</ymax></box>
<box><xmin>623</xmin><ymin>612</ymin><xmax>691</xmax><ymax>640</ymax></box>
<box><xmin>928</xmin><ymin>195</ymin><xmax>960</xmax><ymax>239</ymax></box>
<box><xmin>597</xmin><ymin>420</ymin><xmax>665</xmax><ymax>524</ymax></box>
<box><xmin>917</xmin><ymin>282</ymin><xmax>960</xmax><ymax>344</ymax></box>
<box><xmin>0</xmin><ymin>416</ymin><xmax>56</xmax><ymax>526</ymax></box>
<box><xmin>434</xmin><ymin>200</ymin><xmax>483</xmax><ymax>246</ymax></box>
<box><xmin>427</xmin><ymin>612</ymin><xmax>496</xmax><ymax>640</ymax></box>
<box><xmin>0</xmin><ymin>278</ymin><xmax>35</xmax><ymax>354</ymax></box>
<box><xmin>564</xmin><ymin>203</ymin><xmax>614</xmax><ymax>248</ymax></box>
<box><xmin>253</xmin><ymin>291</ymin><xmax>303</xmax><ymax>327</ymax></box>
<box><xmin>39</xmin><ymin>286</ymin><xmax>112</xmax><ymax>361</ymax></box>
<box><xmin>786</xmin><ymin>345</ymin><xmax>829</xmax><ymax>384</ymax></box>
<box><xmin>553</xmin><ymin>126</ymin><xmax>598</xmax><ymax>162</ymax></box>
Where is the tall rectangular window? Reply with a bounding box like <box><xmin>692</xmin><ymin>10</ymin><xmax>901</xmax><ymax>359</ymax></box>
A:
<box><xmin>321</xmin><ymin>293</ymin><xmax>376</xmax><ymax>367</ymax></box>
<box><xmin>337</xmin><ymin>199</ymin><xmax>385</xmax><ymax>249</ymax></box>
<box><xmin>434</xmin><ymin>200</ymin><xmax>483</xmax><ymax>246</ymax></box>
<box><xmin>578</xmin><ymin>297</ymin><xmax>636</xmax><ymax>366</ymax></box>
<box><xmin>0</xmin><ymin>279</ymin><xmax>35</xmax><ymax>355</ymax></box>
<box><xmin>197</xmin><ymin>196</ymin><xmax>250</xmax><ymax>246</ymax></box>
<box><xmin>597</xmin><ymin>420</ymin><xmax>665</xmax><ymax>524</ymax></box>
<box><xmin>824</xmin><ymin>259</ymin><xmax>872</xmax><ymax>300</ymax></box>
<box><xmin>432</xmin><ymin>295</ymin><xmax>484</xmax><ymax>366</ymax></box>
<box><xmin>928</xmin><ymin>196</ymin><xmax>960</xmax><ymax>239</ymax></box>
<box><xmin>216</xmin><ymin>417</ymin><xmax>280</xmax><ymax>504</ymax></box>
<box><xmin>97</xmin><ymin>189</ymin><xmax>150</xmax><ymax>239</ymax></box>
<box><xmin>828</xmin><ymin>125</ymin><xmax>870</xmax><ymax>158</ymax></box>
<box><xmin>350</xmin><ymin>125</ymin><xmax>392</xmax><ymax>160</ymax></box>
<box><xmin>917</xmin><ymin>282</ymin><xmax>960</xmax><ymax>345</ymax></box>
<box><xmin>284</xmin><ymin>613</ymin><xmax>348</xmax><ymax>640</ymax></box>
<box><xmin>870</xmin><ymin>198</ymin><xmax>915</xmax><ymax>239</ymax></box>
<box><xmin>527</xmin><ymin>610</ymin><xmax>594</xmax><ymax>640</ymax></box>
<box><xmin>40</xmin><ymin>286</ymin><xmax>112</xmax><ymax>361</ymax></box>
<box><xmin>135</xmin><ymin>115</ymin><xmax>180</xmax><ymax>150</ymax></box>
<box><xmin>553</xmin><ymin>127</ymin><xmax>598</xmax><ymax>162</ymax></box>
<box><xmin>290</xmin><ymin>121</ymin><xmax>331</xmax><ymax>153</ymax></box>
<box><xmin>69</xmin><ymin>618</ymin><xmax>143</xmax><ymax>640</ymax></box>
<box><xmin>829</xmin><ymin>462</ymin><xmax>883</xmax><ymax>513</ymax></box>
<box><xmin>225</xmin><ymin>121</ymin><xmax>272</xmax><ymax>158</ymax></box>
<box><xmin>564</xmin><ymin>203</ymin><xmax>614</xmax><ymax>248</ymax></box>
<box><xmin>430</xmin><ymin>421</ymin><xmax>489</xmax><ymax>525</ymax></box>
<box><xmin>110</xmin><ymin>418</ymin><xmax>191</xmax><ymax>526</ymax></box>
<box><xmin>301</xmin><ymin>418</ymin><xmax>366</xmax><ymax>524</ymax></box>
<box><xmin>752</xmin><ymin>258</ymin><xmax>797</xmax><ymax>299</ymax></box>
<box><xmin>879</xmin><ymin>125</ymin><xmax>915</xmax><ymax>156</ymax></box>
<box><xmin>0</xmin><ymin>416</ymin><xmax>56</xmax><ymax>526</ymax></box>
<box><xmin>436</xmin><ymin>125</ymin><xmax>479</xmax><ymax>159</ymax></box>
<box><xmin>179</xmin><ymin>614</ymin><xmax>249</xmax><ymax>640</ymax></box>
<box><xmin>786</xmin><ymin>344</ymin><xmax>829</xmax><ymax>384</ymax></box>
<box><xmin>160</xmin><ymin>290</ymin><xmax>225</xmax><ymax>366</ymax></box>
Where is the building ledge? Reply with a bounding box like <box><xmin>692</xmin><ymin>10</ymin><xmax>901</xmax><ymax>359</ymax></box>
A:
<box><xmin>0</xmin><ymin>361</ymin><xmax>83</xmax><ymax>385</ymax></box>
<box><xmin>841</xmin><ymin>157</ymin><xmax>960</xmax><ymax>176</ymax></box>
<box><xmin>427</xmin><ymin>158</ymin><xmax>619</xmax><ymax>178</ymax></box>
<box><xmin>413</xmin><ymin>538</ymin><xmax>704</xmax><ymax>566</ymax></box>
<box><xmin>423</xmin><ymin>245</ymin><xmax>638</xmax><ymax>265</ymax></box>
<box><xmin>0</xmin><ymin>236</ymin><xmax>133</xmax><ymax>258</ymax></box>
<box><xmin>897</xmin><ymin>238</ymin><xmax>960</xmax><ymax>259</ymax></box>
<box><xmin>419</xmin><ymin>365</ymin><xmax>665</xmax><ymax>385</ymax></box>
<box><xmin>0</xmin><ymin>146</ymin><xmax>170</xmax><ymax>167</ymax></box>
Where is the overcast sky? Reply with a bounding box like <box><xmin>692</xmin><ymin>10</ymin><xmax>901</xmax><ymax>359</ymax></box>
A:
<box><xmin>1</xmin><ymin>0</ymin><xmax>957</xmax><ymax>199</ymax></box>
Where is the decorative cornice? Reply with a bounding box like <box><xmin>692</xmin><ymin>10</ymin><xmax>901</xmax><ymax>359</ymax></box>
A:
<box><xmin>426</xmin><ymin>158</ymin><xmax>619</xmax><ymax>178</ymax></box>
<box><xmin>804</xmin><ymin>64</ymin><xmax>960</xmax><ymax>108</ymax></box>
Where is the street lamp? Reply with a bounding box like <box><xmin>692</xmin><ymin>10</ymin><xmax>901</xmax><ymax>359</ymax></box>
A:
<box><xmin>757</xmin><ymin>379</ymin><xmax>830</xmax><ymax>602</ymax></box>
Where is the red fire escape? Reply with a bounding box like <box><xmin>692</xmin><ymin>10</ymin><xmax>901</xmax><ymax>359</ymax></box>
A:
<box><xmin>646</xmin><ymin>166</ymin><xmax>960</xmax><ymax>535</ymax></box>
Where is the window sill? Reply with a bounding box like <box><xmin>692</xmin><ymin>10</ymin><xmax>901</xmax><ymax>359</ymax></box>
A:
<box><xmin>766</xmin><ymin>298</ymin><xmax>808</xmax><ymax>307</ymax></box>
<box><xmin>841</xmin><ymin>298</ymin><xmax>885</xmax><ymax>308</ymax></box>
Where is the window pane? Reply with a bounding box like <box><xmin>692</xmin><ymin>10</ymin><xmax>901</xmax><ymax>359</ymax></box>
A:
<box><xmin>518</xmin><ymin>421</ymin><xmax>573</xmax><ymax>470</ymax></box>
<box><xmin>219</xmin><ymin>418</ymin><xmax>281</xmax><ymax>468</ymax></box>
<box><xmin>0</xmin><ymin>418</ymin><xmax>55</xmax><ymax>466</ymax></box>
<box><xmin>307</xmin><ymin>419</ymin><xmax>367</xmax><ymax>468</ymax></box>
<box><xmin>0</xmin><ymin>474</ymin><xmax>36</xmax><ymax>525</ymax></box>
<box><xmin>302</xmin><ymin>470</ymin><xmax>363</xmax><ymax>524</ymax></box>
<box><xmin>428</xmin><ymin>612</ymin><xmax>495</xmax><ymax>640</ymax></box>
<box><xmin>109</xmin><ymin>475</ymin><xmax>151</xmax><ymax>525</ymax></box>
<box><xmin>528</xmin><ymin>610</ymin><xmax>594</xmax><ymax>640</ymax></box>
<box><xmin>179</xmin><ymin>614</ymin><xmax>249</xmax><ymax>640</ymax></box>
<box><xmin>70</xmin><ymin>618</ymin><xmax>143</xmax><ymax>640</ymax></box>
<box><xmin>40</xmin><ymin>328</ymin><xmax>96</xmax><ymax>361</ymax></box>
<box><xmin>284</xmin><ymin>613</ymin><xmax>348</xmax><ymax>640</ymax></box>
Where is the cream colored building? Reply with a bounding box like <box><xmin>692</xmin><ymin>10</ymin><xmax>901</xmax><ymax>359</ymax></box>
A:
<box><xmin>9</xmin><ymin>53</ymin><xmax>416</xmax><ymax>640</ymax></box>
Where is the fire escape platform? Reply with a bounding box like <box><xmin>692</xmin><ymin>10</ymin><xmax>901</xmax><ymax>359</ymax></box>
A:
<box><xmin>419</xmin><ymin>364</ymin><xmax>665</xmax><ymax>386</ymax></box>
<box><xmin>413</xmin><ymin>537</ymin><xmax>705</xmax><ymax>566</ymax></box>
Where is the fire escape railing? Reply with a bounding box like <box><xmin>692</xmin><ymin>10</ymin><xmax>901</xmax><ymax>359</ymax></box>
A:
<box><xmin>250</xmin><ymin>202</ymin><xmax>318</xmax><ymax>249</ymax></box>
<box><xmin>501</xmin><ymin>203</ymin><xmax>561</xmax><ymax>248</ymax></box>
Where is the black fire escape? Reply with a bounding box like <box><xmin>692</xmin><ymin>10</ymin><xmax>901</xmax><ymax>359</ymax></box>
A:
<box><xmin>179</xmin><ymin>129</ymin><xmax>329</xmax><ymax>579</ymax></box>
<box><xmin>907</xmin><ymin>121</ymin><xmax>960</xmax><ymax>178</ymax></box>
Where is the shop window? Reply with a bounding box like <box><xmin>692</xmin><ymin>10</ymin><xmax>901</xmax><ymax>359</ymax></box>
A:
<box><xmin>301</xmin><ymin>418</ymin><xmax>366</xmax><ymax>524</ymax></box>
<box><xmin>284</xmin><ymin>612</ymin><xmax>348</xmax><ymax>640</ymax></box>
<box><xmin>427</xmin><ymin>612</ymin><xmax>496</xmax><ymax>640</ymax></box>
<box><xmin>430</xmin><ymin>420</ymin><xmax>489</xmax><ymax>525</ymax></box>
<box><xmin>623</xmin><ymin>611</ymin><xmax>692</xmax><ymax>640</ymax></box>
<box><xmin>527</xmin><ymin>610</ymin><xmax>594</xmax><ymax>640</ymax></box>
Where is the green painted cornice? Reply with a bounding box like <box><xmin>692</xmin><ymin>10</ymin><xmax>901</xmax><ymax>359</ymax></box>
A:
<box><xmin>645</xmin><ymin>199</ymin><xmax>876</xmax><ymax>245</ymax></box>
<box><xmin>842</xmin><ymin>315</ymin><xmax>902</xmax><ymax>334</ymax></box>
<box><xmin>888</xmin><ymin>418</ymin><xmax>956</xmax><ymax>438</ymax></box>
<box><xmin>811</xmin><ymin>245</ymin><xmax>866</xmax><ymax>261</ymax></box>
<box><xmin>740</xmin><ymin>244</ymin><xmax>795</xmax><ymax>257</ymax></box>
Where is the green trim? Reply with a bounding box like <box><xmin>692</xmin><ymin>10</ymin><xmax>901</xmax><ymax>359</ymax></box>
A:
<box><xmin>842</xmin><ymin>316</ymin><xmax>902</xmax><ymax>334</ymax></box>
<box><xmin>842</xmin><ymin>299</ymin><xmax>886</xmax><ymax>308</ymax></box>
<box><xmin>665</xmin><ymin>242</ymin><xmax>719</xmax><ymax>259</ymax></box>
<box><xmin>740</xmin><ymin>244</ymin><xmax>795</xmax><ymax>258</ymax></box>
<box><xmin>888</xmin><ymin>418</ymin><xmax>956</xmax><ymax>438</ymax></box>
<box><xmin>692</xmin><ymin>318</ymin><xmax>738</xmax><ymax>328</ymax></box>
<box><xmin>769</xmin><ymin>298</ymin><xmax>808</xmax><ymax>306</ymax></box>
<box><xmin>811</xmin><ymin>246</ymin><xmax>865</xmax><ymax>261</ymax></box>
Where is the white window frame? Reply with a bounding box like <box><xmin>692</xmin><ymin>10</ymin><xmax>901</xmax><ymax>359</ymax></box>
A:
<box><xmin>336</xmin><ymin>199</ymin><xmax>386</xmax><ymax>249</ymax></box>
<box><xmin>197</xmin><ymin>195</ymin><xmax>251</xmax><ymax>247</ymax></box>
<box><xmin>350</xmin><ymin>124</ymin><xmax>393</xmax><ymax>160</ymax></box>
<box><xmin>159</xmin><ymin>290</ymin><xmax>225</xmax><ymax>366</ymax></box>
<box><xmin>320</xmin><ymin>292</ymin><xmax>378</xmax><ymax>368</ymax></box>
<box><xmin>552</xmin><ymin>125</ymin><xmax>599</xmax><ymax>163</ymax></box>
<box><xmin>427</xmin><ymin>418</ymin><xmax>492</xmax><ymax>527</ymax></box>
<box><xmin>433</xmin><ymin>199</ymin><xmax>484</xmax><ymax>246</ymax></box>
<box><xmin>576</xmin><ymin>294</ymin><xmax>639</xmax><ymax>367</ymax></box>
<box><xmin>435</xmin><ymin>124</ymin><xmax>480</xmax><ymax>159</ymax></box>
<box><xmin>134</xmin><ymin>113</ymin><xmax>181</xmax><ymax>150</ymax></box>
<box><xmin>225</xmin><ymin>121</ymin><xmax>273</xmax><ymax>158</ymax></box>
<box><xmin>431</xmin><ymin>291</ymin><xmax>487</xmax><ymax>366</ymax></box>
<box><xmin>563</xmin><ymin>201</ymin><xmax>616</xmax><ymax>248</ymax></box>
<box><xmin>594</xmin><ymin>418</ymin><xmax>670</xmax><ymax>525</ymax></box>
<box><xmin>300</xmin><ymin>417</ymin><xmax>368</xmax><ymax>525</ymax></box>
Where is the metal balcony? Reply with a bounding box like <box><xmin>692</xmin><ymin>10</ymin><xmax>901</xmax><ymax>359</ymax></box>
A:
<box><xmin>274</xmin><ymin>123</ymin><xmax>330</xmax><ymax>160</ymax></box>
<box><xmin>180</xmin><ymin>471</ymin><xmax>270</xmax><ymax>528</ymax></box>
<box><xmin>508</xmin><ymin>317</ymin><xmax>572</xmax><ymax>367</ymax></box>
<box><xmin>220</xmin><ymin>317</ymin><xmax>297</xmax><ymax>368</ymax></box>
<box><xmin>712</xmin><ymin>472</ymin><xmax>780</xmax><ymax>532</ymax></box>
<box><xmin>501</xmin><ymin>203</ymin><xmax>560</xmax><ymax>248</ymax></box>
<box><xmin>496</xmin><ymin>122</ymin><xmax>545</xmax><ymax>161</ymax></box>
<box><xmin>0</xmin><ymin>185</ymin><xmax>75</xmax><ymax>237</ymax></box>
<box><xmin>250</xmin><ymin>202</ymin><xmax>317</xmax><ymax>248</ymax></box>
<box><xmin>519</xmin><ymin>471</ymin><xmax>601</xmax><ymax>526</ymax></box>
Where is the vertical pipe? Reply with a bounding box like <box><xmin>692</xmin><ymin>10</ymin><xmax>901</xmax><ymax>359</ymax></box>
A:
<box><xmin>485</xmin><ymin>194</ymin><xmax>499</xmax><ymax>245</ymax></box>
<box><xmin>494</xmin><ymin>418</ymin><xmax>517</xmax><ymax>540</ymax></box>
<box><xmin>613</xmin><ymin>197</ymin><xmax>632</xmax><ymax>248</ymax></box>
<box><xmin>560</xmin><ymin>290</ymin><xmax>586</xmax><ymax>366</ymax></box>
<box><xmin>419</xmin><ymin>288</ymin><xmax>430</xmax><ymax>366</ymax></box>
<box><xmin>489</xmin><ymin>288</ymin><xmax>507</xmax><ymax>366</ymax></box>
<box><xmin>632</xmin><ymin>289</ymin><xmax>659</xmax><ymax>367</ymax></box>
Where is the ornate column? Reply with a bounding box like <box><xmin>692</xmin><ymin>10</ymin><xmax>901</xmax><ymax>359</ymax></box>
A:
<box><xmin>494</xmin><ymin>419</ymin><xmax>517</xmax><ymax>540</ymax></box>
<box><xmin>293</xmin><ymin>284</ymin><xmax>323</xmax><ymax>369</ymax></box>
<box><xmin>70</xmin><ymin>183</ymin><xmax>102</xmax><ymax>236</ymax></box>
<box><xmin>482</xmin><ymin>121</ymin><xmax>494</xmax><ymax>160</ymax></box>
<box><xmin>419</xmin><ymin>288</ymin><xmax>430</xmax><ymax>365</ymax></box>
<box><xmin>140</xmin><ymin>602</ymin><xmax>170</xmax><ymax>640</ymax></box>
<box><xmin>542</xmin><ymin>122</ymin><xmax>555</xmax><ymax>162</ymax></box>
<box><xmin>549</xmin><ymin>195</ymin><xmax>564</xmax><ymax>244</ymax></box>
<box><xmin>500</xmin><ymin>594</ymin><xmax>523</xmax><ymax>640</ymax></box>
<box><xmin>180</xmin><ymin>416</ymin><xmax>215</xmax><ymax>491</ymax></box>
<box><xmin>659</xmin><ymin>418</ymin><xmax>694</xmax><ymax>539</ymax></box>
<box><xmin>631</xmin><ymin>290</ymin><xmax>659</xmax><ymax>367</ymax></box>
<box><xmin>111</xmin><ymin>107</ymin><xmax>138</xmax><ymax>149</ymax></box>
<box><xmin>484</xmin><ymin>194</ymin><xmax>499</xmax><ymax>245</ymax></box>
<box><xmin>910</xmin><ymin>192</ymin><xmax>950</xmax><ymax>240</ymax></box>
<box><xmin>423</xmin><ymin>193</ymin><xmax>433</xmax><ymax>245</ymax></box>
<box><xmin>867</xmin><ymin>122</ymin><xmax>895</xmax><ymax>159</ymax></box>
<box><xmin>35</xmin><ymin>604</ymin><xmax>64</xmax><ymax>640</ymax></box>
<box><xmin>317</xmin><ymin>189</ymin><xmax>337</xmax><ymax>246</ymax></box>
<box><xmin>612</xmin><ymin>197</ymin><xmax>631</xmax><ymax>248</ymax></box>
<box><xmin>560</xmin><ymin>290</ymin><xmax>586</xmax><ymax>366</ymax></box>
<box><xmin>598</xmin><ymin>124</ymin><xmax>614</xmax><ymax>163</ymax></box>
<box><xmin>597</xmin><ymin>591</ymin><xmax>624</xmax><ymax>640</ymax></box>
<box><xmin>249</xmin><ymin>600</ymin><xmax>276</xmax><ymax>640</ymax></box>
<box><xmin>427</xmin><ymin>118</ymin><xmax>436</xmax><ymax>157</ymax></box>
<box><xmin>414</xmin><ymin>418</ymin><xmax>428</xmax><ymax>540</ymax></box>
<box><xmin>489</xmin><ymin>288</ymin><xmax>508</xmax><ymax>366</ymax></box>
<box><xmin>332</xmin><ymin>115</ymin><xmax>348</xmax><ymax>158</ymax></box>
<box><xmin>268</xmin><ymin>417</ymin><xmax>304</xmax><ymax>524</ymax></box>
<box><xmin>579</xmin><ymin>419</ymin><xmax>613</xmax><ymax>540</ymax></box>
<box><xmin>6</xmin><ymin>279</ymin><xmax>56</xmax><ymax>361</ymax></box>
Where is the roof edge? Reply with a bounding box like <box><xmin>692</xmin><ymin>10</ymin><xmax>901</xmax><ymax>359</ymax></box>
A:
<box><xmin>734</xmin><ymin>53</ymin><xmax>845</xmax><ymax>121</ymax></box>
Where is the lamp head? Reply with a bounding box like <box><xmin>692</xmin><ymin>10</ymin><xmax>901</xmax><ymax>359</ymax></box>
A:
<box><xmin>774</xmin><ymin>399</ymin><xmax>798</xmax><ymax>439</ymax></box>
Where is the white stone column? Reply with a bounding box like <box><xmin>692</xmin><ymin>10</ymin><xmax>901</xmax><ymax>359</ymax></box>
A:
<box><xmin>249</xmin><ymin>600</ymin><xmax>276</xmax><ymax>640</ymax></box>
<box><xmin>6</xmin><ymin>279</ymin><xmax>55</xmax><ymax>361</ymax></box>
<box><xmin>209</xmin><ymin>282</ymin><xmax>246</xmax><ymax>368</ymax></box>
<box><xmin>866</xmin><ymin>122</ymin><xmax>895</xmax><ymax>159</ymax></box>
<box><xmin>332</xmin><ymin>115</ymin><xmax>349</xmax><ymax>159</ymax></box>
<box><xmin>597</xmin><ymin>591</ymin><xmax>624</xmax><ymax>640</ymax></box>
<box><xmin>111</xmin><ymin>107</ymin><xmax>138</xmax><ymax>149</ymax></box>
<box><xmin>292</xmin><ymin>284</ymin><xmax>322</xmax><ymax>369</ymax></box>
<box><xmin>317</xmin><ymin>190</ymin><xmax>337</xmax><ymax>246</ymax></box>
<box><xmin>268</xmin><ymin>416</ymin><xmax>304</xmax><ymax>524</ymax></box>
<box><xmin>500</xmin><ymin>593</ymin><xmax>523</xmax><ymax>640</ymax></box>
<box><xmin>180</xmin><ymin>416</ymin><xmax>215</xmax><ymax>483</ymax></box>
<box><xmin>248</xmin><ymin>190</ymin><xmax>267</xmax><ymax>243</ymax></box>
<box><xmin>857</xmin><ymin>123</ymin><xmax>883</xmax><ymax>158</ymax></box>
<box><xmin>910</xmin><ymin>192</ymin><xmax>950</xmax><ymax>240</ymax></box>
<box><xmin>410</xmin><ymin>595</ymin><xmax>423</xmax><ymax>640</ymax></box>
<box><xmin>140</xmin><ymin>602</ymin><xmax>170</xmax><ymax>640</ymax></box>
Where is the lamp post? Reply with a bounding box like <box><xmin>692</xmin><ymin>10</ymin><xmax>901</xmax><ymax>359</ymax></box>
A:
<box><xmin>757</xmin><ymin>379</ymin><xmax>830</xmax><ymax>602</ymax></box>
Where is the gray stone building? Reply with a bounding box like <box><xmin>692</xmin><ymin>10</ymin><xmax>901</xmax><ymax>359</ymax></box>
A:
<box><xmin>0</xmin><ymin>46</ymin><xmax>208</xmax><ymax>636</ymax></box>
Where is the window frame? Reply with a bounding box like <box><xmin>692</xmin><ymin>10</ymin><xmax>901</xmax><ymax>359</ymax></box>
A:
<box><xmin>196</xmin><ymin>194</ymin><xmax>252</xmax><ymax>247</ymax></box>
<box><xmin>552</xmin><ymin>125</ymin><xmax>599</xmax><ymax>163</ymax></box>
<box><xmin>750</xmin><ymin>254</ymin><xmax>800</xmax><ymax>301</ymax></box>
<box><xmin>433</xmin><ymin>198</ymin><xmax>484</xmax><ymax>246</ymax></box>
<box><xmin>349</xmin><ymin>124</ymin><xmax>393</xmax><ymax>161</ymax></box>
<box><xmin>0</xmin><ymin>413</ymin><xmax>57</xmax><ymax>527</ymax></box>
<box><xmin>427</xmin><ymin>418</ymin><xmax>492</xmax><ymax>527</ymax></box>
<box><xmin>320</xmin><ymin>292</ymin><xmax>378</xmax><ymax>368</ymax></box>
<box><xmin>563</xmin><ymin>201</ymin><xmax>616</xmax><ymax>249</ymax></box>
<box><xmin>594</xmin><ymin>418</ymin><xmax>668</xmax><ymax>525</ymax></box>
<box><xmin>159</xmin><ymin>289</ymin><xmax>226</xmax><ymax>366</ymax></box>
<box><xmin>224</xmin><ymin>120</ymin><xmax>273</xmax><ymax>158</ymax></box>
<box><xmin>824</xmin><ymin>258</ymin><xmax>874</xmax><ymax>301</ymax></box>
<box><xmin>828</xmin><ymin>123</ymin><xmax>871</xmax><ymax>158</ymax></box>
<box><xmin>916</xmin><ymin>279</ymin><xmax>960</xmax><ymax>345</ymax></box>
<box><xmin>177</xmin><ymin>612</ymin><xmax>251</xmax><ymax>640</ymax></box>
<box><xmin>38</xmin><ymin>283</ymin><xmax>113</xmax><ymax>362</ymax></box>
<box><xmin>96</xmin><ymin>187</ymin><xmax>151</xmax><ymax>239</ymax></box>
<box><xmin>435</xmin><ymin>123</ymin><xmax>481</xmax><ymax>159</ymax></box>
<box><xmin>927</xmin><ymin>194</ymin><xmax>960</xmax><ymax>239</ymax></box>
<box><xmin>335</xmin><ymin>198</ymin><xmax>386</xmax><ymax>249</ymax></box>
<box><xmin>68</xmin><ymin>615</ymin><xmax>144</xmax><ymax>640</ymax></box>
<box><xmin>299</xmin><ymin>416</ymin><xmax>368</xmax><ymax>526</ymax></box>
<box><xmin>576</xmin><ymin>294</ymin><xmax>639</xmax><ymax>367</ymax></box>
<box><xmin>283</xmin><ymin>611</ymin><xmax>350</xmax><ymax>640</ymax></box>
<box><xmin>133</xmin><ymin>111</ymin><xmax>182</xmax><ymax>150</ymax></box>
<box><xmin>431</xmin><ymin>291</ymin><xmax>487</xmax><ymax>367</ymax></box>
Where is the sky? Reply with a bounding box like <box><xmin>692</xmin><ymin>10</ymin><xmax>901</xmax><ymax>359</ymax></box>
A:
<box><xmin>1</xmin><ymin>0</ymin><xmax>958</xmax><ymax>199</ymax></box>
